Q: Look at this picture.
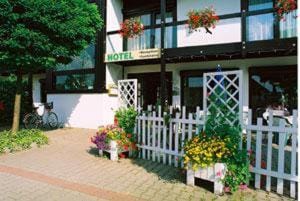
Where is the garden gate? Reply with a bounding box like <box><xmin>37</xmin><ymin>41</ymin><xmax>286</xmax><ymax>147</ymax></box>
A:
<box><xmin>118</xmin><ymin>79</ymin><xmax>138</xmax><ymax>108</ymax></box>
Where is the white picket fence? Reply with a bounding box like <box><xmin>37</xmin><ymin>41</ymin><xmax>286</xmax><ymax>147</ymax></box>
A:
<box><xmin>135</xmin><ymin>106</ymin><xmax>298</xmax><ymax>198</ymax></box>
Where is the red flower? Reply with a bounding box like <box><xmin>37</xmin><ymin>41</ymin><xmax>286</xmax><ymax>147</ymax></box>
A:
<box><xmin>123</xmin><ymin>145</ymin><xmax>129</xmax><ymax>151</ymax></box>
<box><xmin>127</xmin><ymin>133</ymin><xmax>132</xmax><ymax>138</ymax></box>
<box><xmin>261</xmin><ymin>161</ymin><xmax>267</xmax><ymax>169</ymax></box>
<box><xmin>119</xmin><ymin>153</ymin><xmax>126</xmax><ymax>158</ymax></box>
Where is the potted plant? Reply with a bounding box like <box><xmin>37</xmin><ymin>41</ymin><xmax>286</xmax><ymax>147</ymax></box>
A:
<box><xmin>91</xmin><ymin>125</ymin><xmax>135</xmax><ymax>161</ymax></box>
<box><xmin>119</xmin><ymin>18</ymin><xmax>144</xmax><ymax>38</ymax></box>
<box><xmin>184</xmin><ymin>135</ymin><xmax>229</xmax><ymax>194</ymax></box>
<box><xmin>187</xmin><ymin>7</ymin><xmax>219</xmax><ymax>34</ymax></box>
<box><xmin>275</xmin><ymin>0</ymin><xmax>297</xmax><ymax>20</ymax></box>
<box><xmin>184</xmin><ymin>92</ymin><xmax>251</xmax><ymax>194</ymax></box>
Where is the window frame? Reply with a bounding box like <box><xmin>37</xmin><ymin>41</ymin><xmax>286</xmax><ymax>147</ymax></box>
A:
<box><xmin>123</xmin><ymin>6</ymin><xmax>177</xmax><ymax>51</ymax></box>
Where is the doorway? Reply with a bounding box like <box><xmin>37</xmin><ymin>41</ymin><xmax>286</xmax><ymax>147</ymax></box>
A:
<box><xmin>127</xmin><ymin>72</ymin><xmax>172</xmax><ymax>109</ymax></box>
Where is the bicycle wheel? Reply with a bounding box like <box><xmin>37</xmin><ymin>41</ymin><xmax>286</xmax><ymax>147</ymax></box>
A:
<box><xmin>47</xmin><ymin>112</ymin><xmax>58</xmax><ymax>129</ymax></box>
<box><xmin>23</xmin><ymin>113</ymin><xmax>41</xmax><ymax>129</ymax></box>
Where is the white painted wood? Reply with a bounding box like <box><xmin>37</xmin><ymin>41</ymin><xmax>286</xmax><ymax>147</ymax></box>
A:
<box><xmin>188</xmin><ymin>113</ymin><xmax>193</xmax><ymax>140</ymax></box>
<box><xmin>147</xmin><ymin>106</ymin><xmax>151</xmax><ymax>160</ymax></box>
<box><xmin>163</xmin><ymin>112</ymin><xmax>167</xmax><ymax>164</ymax></box>
<box><xmin>255</xmin><ymin>118</ymin><xmax>263</xmax><ymax>189</ymax></box>
<box><xmin>152</xmin><ymin>111</ymin><xmax>156</xmax><ymax>162</ymax></box>
<box><xmin>181</xmin><ymin>107</ymin><xmax>186</xmax><ymax>168</ymax></box>
<box><xmin>174</xmin><ymin>113</ymin><xmax>180</xmax><ymax>167</ymax></box>
<box><xmin>118</xmin><ymin>79</ymin><xmax>138</xmax><ymax>108</ymax></box>
<box><xmin>157</xmin><ymin>106</ymin><xmax>162</xmax><ymax>163</ymax></box>
<box><xmin>142</xmin><ymin>113</ymin><xmax>146</xmax><ymax>159</ymax></box>
<box><xmin>168</xmin><ymin>110</ymin><xmax>173</xmax><ymax>166</ymax></box>
<box><xmin>276</xmin><ymin>119</ymin><xmax>285</xmax><ymax>195</ymax></box>
<box><xmin>246</xmin><ymin>109</ymin><xmax>252</xmax><ymax>152</ymax></box>
<box><xmin>290</xmin><ymin>110</ymin><xmax>297</xmax><ymax>198</ymax></box>
<box><xmin>266</xmin><ymin>110</ymin><xmax>273</xmax><ymax>192</ymax></box>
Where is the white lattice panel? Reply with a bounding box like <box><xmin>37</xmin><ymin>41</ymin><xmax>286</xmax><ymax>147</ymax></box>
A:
<box><xmin>118</xmin><ymin>79</ymin><xmax>138</xmax><ymax>108</ymax></box>
<box><xmin>203</xmin><ymin>70</ymin><xmax>243</xmax><ymax>126</ymax></box>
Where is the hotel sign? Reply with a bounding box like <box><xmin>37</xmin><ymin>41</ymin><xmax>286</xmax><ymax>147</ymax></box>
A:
<box><xmin>105</xmin><ymin>48</ymin><xmax>161</xmax><ymax>63</ymax></box>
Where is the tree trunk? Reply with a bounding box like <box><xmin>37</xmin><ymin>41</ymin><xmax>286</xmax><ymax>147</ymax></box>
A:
<box><xmin>11</xmin><ymin>71</ymin><xmax>22</xmax><ymax>133</ymax></box>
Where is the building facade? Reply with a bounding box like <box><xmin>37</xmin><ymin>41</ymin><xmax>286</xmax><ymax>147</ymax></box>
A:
<box><xmin>29</xmin><ymin>0</ymin><xmax>298</xmax><ymax>128</ymax></box>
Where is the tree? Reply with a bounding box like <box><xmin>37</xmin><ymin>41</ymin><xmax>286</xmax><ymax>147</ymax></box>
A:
<box><xmin>0</xmin><ymin>0</ymin><xmax>103</xmax><ymax>132</ymax></box>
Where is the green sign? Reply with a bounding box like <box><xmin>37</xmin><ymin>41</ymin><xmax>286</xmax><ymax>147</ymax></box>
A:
<box><xmin>105</xmin><ymin>49</ymin><xmax>161</xmax><ymax>63</ymax></box>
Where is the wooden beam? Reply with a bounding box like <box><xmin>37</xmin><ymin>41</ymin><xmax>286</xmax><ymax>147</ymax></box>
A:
<box><xmin>160</xmin><ymin>0</ymin><xmax>167</xmax><ymax>107</ymax></box>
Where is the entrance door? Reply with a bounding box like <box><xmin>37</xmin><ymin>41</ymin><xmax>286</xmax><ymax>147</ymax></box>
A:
<box><xmin>128</xmin><ymin>72</ymin><xmax>172</xmax><ymax>109</ymax></box>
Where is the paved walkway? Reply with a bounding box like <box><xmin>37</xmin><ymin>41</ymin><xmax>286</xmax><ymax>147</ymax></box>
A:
<box><xmin>0</xmin><ymin>128</ymin><xmax>294</xmax><ymax>201</ymax></box>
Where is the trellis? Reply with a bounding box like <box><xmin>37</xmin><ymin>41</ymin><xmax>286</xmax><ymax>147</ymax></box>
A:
<box><xmin>118</xmin><ymin>79</ymin><xmax>138</xmax><ymax>108</ymax></box>
<box><xmin>203</xmin><ymin>70</ymin><xmax>243</xmax><ymax>128</ymax></box>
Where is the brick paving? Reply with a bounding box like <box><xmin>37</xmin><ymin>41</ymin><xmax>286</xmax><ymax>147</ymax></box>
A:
<box><xmin>0</xmin><ymin>128</ymin><xmax>295</xmax><ymax>201</ymax></box>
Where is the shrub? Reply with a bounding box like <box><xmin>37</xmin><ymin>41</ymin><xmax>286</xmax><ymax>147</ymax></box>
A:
<box><xmin>115</xmin><ymin>107</ymin><xmax>138</xmax><ymax>135</ymax></box>
<box><xmin>0</xmin><ymin>129</ymin><xmax>48</xmax><ymax>154</ymax></box>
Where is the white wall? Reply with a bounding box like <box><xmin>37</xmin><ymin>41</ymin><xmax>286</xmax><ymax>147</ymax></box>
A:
<box><xmin>106</xmin><ymin>63</ymin><xmax>123</xmax><ymax>89</ymax></box>
<box><xmin>32</xmin><ymin>74</ymin><xmax>46</xmax><ymax>103</ymax></box>
<box><xmin>47</xmin><ymin>94</ymin><xmax>119</xmax><ymax>129</ymax></box>
<box><xmin>106</xmin><ymin>0</ymin><xmax>123</xmax><ymax>53</ymax></box>
<box><xmin>124</xmin><ymin>56</ymin><xmax>297</xmax><ymax>108</ymax></box>
<box><xmin>177</xmin><ymin>0</ymin><xmax>241</xmax><ymax>47</ymax></box>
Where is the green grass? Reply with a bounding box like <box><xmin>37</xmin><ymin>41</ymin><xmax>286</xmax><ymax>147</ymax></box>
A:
<box><xmin>0</xmin><ymin>129</ymin><xmax>48</xmax><ymax>154</ymax></box>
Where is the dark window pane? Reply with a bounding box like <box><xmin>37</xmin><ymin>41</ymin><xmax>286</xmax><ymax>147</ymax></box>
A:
<box><xmin>55</xmin><ymin>74</ymin><xmax>95</xmax><ymax>90</ymax></box>
<box><xmin>56</xmin><ymin>44</ymin><xmax>95</xmax><ymax>71</ymax></box>
<box><xmin>247</xmin><ymin>13</ymin><xmax>274</xmax><ymax>41</ymax></box>
<box><xmin>249</xmin><ymin>67</ymin><xmax>297</xmax><ymax>118</ymax></box>
<box><xmin>249</xmin><ymin>0</ymin><xmax>273</xmax><ymax>11</ymax></box>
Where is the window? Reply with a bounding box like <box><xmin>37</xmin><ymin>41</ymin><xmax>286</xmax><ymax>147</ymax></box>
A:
<box><xmin>247</xmin><ymin>0</ymin><xmax>274</xmax><ymax>41</ymax></box>
<box><xmin>249</xmin><ymin>66</ymin><xmax>297</xmax><ymax>119</ymax></box>
<box><xmin>126</xmin><ymin>11</ymin><xmax>176</xmax><ymax>51</ymax></box>
<box><xmin>50</xmin><ymin>43</ymin><xmax>97</xmax><ymax>92</ymax></box>
<box><xmin>280</xmin><ymin>10</ymin><xmax>297</xmax><ymax>38</ymax></box>
<box><xmin>56</xmin><ymin>44</ymin><xmax>95</xmax><ymax>71</ymax></box>
<box><xmin>54</xmin><ymin>73</ymin><xmax>95</xmax><ymax>91</ymax></box>
<box><xmin>249</xmin><ymin>0</ymin><xmax>273</xmax><ymax>11</ymax></box>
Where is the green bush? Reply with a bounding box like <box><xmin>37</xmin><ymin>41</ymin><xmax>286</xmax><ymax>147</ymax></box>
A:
<box><xmin>0</xmin><ymin>76</ymin><xmax>31</xmax><ymax>126</ymax></box>
<box><xmin>0</xmin><ymin>129</ymin><xmax>48</xmax><ymax>154</ymax></box>
<box><xmin>115</xmin><ymin>107</ymin><xmax>138</xmax><ymax>134</ymax></box>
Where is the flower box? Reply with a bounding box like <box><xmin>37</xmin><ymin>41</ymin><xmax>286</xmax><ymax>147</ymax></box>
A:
<box><xmin>187</xmin><ymin>163</ymin><xmax>226</xmax><ymax>195</ymax></box>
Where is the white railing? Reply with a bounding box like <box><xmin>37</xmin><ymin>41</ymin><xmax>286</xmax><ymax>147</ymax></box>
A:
<box><xmin>135</xmin><ymin>106</ymin><xmax>298</xmax><ymax>198</ymax></box>
<box><xmin>245</xmin><ymin>109</ymin><xmax>298</xmax><ymax>198</ymax></box>
<box><xmin>136</xmin><ymin>105</ymin><xmax>204</xmax><ymax>167</ymax></box>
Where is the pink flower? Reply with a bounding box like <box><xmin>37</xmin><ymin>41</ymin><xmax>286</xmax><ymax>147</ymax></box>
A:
<box><xmin>247</xmin><ymin>149</ymin><xmax>253</xmax><ymax>155</ymax></box>
<box><xmin>216</xmin><ymin>170</ymin><xmax>222</xmax><ymax>177</ymax></box>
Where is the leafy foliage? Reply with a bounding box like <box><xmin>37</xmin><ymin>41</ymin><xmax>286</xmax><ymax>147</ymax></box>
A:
<box><xmin>0</xmin><ymin>129</ymin><xmax>48</xmax><ymax>154</ymax></box>
<box><xmin>0</xmin><ymin>0</ymin><xmax>103</xmax><ymax>72</ymax></box>
<box><xmin>0</xmin><ymin>75</ymin><xmax>31</xmax><ymax>126</ymax></box>
<box><xmin>115</xmin><ymin>107</ymin><xmax>138</xmax><ymax>135</ymax></box>
<box><xmin>183</xmin><ymin>91</ymin><xmax>251</xmax><ymax>192</ymax></box>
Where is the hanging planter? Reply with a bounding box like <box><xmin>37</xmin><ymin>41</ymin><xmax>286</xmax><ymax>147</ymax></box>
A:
<box><xmin>275</xmin><ymin>0</ymin><xmax>297</xmax><ymax>20</ymax></box>
<box><xmin>187</xmin><ymin>7</ymin><xmax>219</xmax><ymax>34</ymax></box>
<box><xmin>119</xmin><ymin>18</ymin><xmax>144</xmax><ymax>39</ymax></box>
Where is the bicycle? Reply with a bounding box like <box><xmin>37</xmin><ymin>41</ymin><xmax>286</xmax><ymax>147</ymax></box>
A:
<box><xmin>23</xmin><ymin>102</ymin><xmax>58</xmax><ymax>129</ymax></box>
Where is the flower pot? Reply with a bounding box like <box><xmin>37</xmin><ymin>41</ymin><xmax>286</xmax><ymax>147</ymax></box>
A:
<box><xmin>98</xmin><ymin>149</ymin><xmax>103</xmax><ymax>157</ymax></box>
<box><xmin>109</xmin><ymin>140</ymin><xmax>118</xmax><ymax>161</ymax></box>
<box><xmin>187</xmin><ymin>163</ymin><xmax>226</xmax><ymax>195</ymax></box>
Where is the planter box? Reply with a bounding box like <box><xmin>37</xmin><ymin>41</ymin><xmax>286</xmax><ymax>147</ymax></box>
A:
<box><xmin>98</xmin><ymin>140</ymin><xmax>131</xmax><ymax>161</ymax></box>
<box><xmin>187</xmin><ymin>163</ymin><xmax>226</xmax><ymax>195</ymax></box>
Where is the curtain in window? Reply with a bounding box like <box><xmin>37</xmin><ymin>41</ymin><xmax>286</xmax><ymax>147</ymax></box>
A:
<box><xmin>247</xmin><ymin>13</ymin><xmax>274</xmax><ymax>41</ymax></box>
<box><xmin>280</xmin><ymin>10</ymin><xmax>297</xmax><ymax>38</ymax></box>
